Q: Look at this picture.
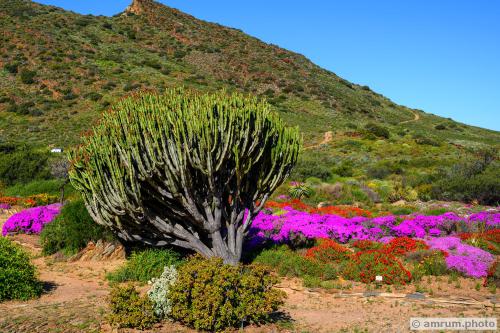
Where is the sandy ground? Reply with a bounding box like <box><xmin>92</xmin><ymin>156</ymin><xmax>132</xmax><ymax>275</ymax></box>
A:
<box><xmin>0</xmin><ymin>211</ymin><xmax>498</xmax><ymax>333</ymax></box>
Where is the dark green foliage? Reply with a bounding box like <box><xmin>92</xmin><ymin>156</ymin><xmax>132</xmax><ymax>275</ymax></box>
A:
<box><xmin>107</xmin><ymin>248</ymin><xmax>182</xmax><ymax>283</ymax></box>
<box><xmin>291</xmin><ymin>162</ymin><xmax>332</xmax><ymax>181</ymax></box>
<box><xmin>435</xmin><ymin>124</ymin><xmax>446</xmax><ymax>130</ymax></box>
<box><xmin>3</xmin><ymin>62</ymin><xmax>19</xmax><ymax>74</ymax></box>
<box><xmin>365</xmin><ymin>123</ymin><xmax>390</xmax><ymax>139</ymax></box>
<box><xmin>169</xmin><ymin>255</ymin><xmax>285</xmax><ymax>331</ymax></box>
<box><xmin>413</xmin><ymin>134</ymin><xmax>440</xmax><ymax>146</ymax></box>
<box><xmin>0</xmin><ymin>145</ymin><xmax>50</xmax><ymax>186</ymax></box>
<box><xmin>19</xmin><ymin>69</ymin><xmax>37</xmax><ymax>84</ymax></box>
<box><xmin>123</xmin><ymin>82</ymin><xmax>141</xmax><ymax>91</ymax></box>
<box><xmin>332</xmin><ymin>161</ymin><xmax>354</xmax><ymax>177</ymax></box>
<box><xmin>432</xmin><ymin>150</ymin><xmax>500</xmax><ymax>205</ymax></box>
<box><xmin>367</xmin><ymin>164</ymin><xmax>392</xmax><ymax>179</ymax></box>
<box><xmin>432</xmin><ymin>167</ymin><xmax>500</xmax><ymax>205</ymax></box>
<box><xmin>0</xmin><ymin>237</ymin><xmax>42</xmax><ymax>301</ymax></box>
<box><xmin>107</xmin><ymin>284</ymin><xmax>158</xmax><ymax>329</ymax></box>
<box><xmin>84</xmin><ymin>92</ymin><xmax>102</xmax><ymax>101</ymax></box>
<box><xmin>40</xmin><ymin>200</ymin><xmax>115</xmax><ymax>256</ymax></box>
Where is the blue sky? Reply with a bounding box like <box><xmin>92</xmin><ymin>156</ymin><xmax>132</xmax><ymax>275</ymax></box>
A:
<box><xmin>36</xmin><ymin>0</ymin><xmax>500</xmax><ymax>131</ymax></box>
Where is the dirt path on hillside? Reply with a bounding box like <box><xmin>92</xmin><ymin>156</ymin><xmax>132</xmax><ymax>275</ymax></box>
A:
<box><xmin>1</xmin><ymin>212</ymin><xmax>498</xmax><ymax>333</ymax></box>
<box><xmin>400</xmin><ymin>110</ymin><xmax>420</xmax><ymax>124</ymax></box>
<box><xmin>304</xmin><ymin>131</ymin><xmax>333</xmax><ymax>150</ymax></box>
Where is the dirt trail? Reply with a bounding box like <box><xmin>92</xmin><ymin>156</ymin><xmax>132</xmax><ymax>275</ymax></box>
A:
<box><xmin>400</xmin><ymin>110</ymin><xmax>420</xmax><ymax>124</ymax></box>
<box><xmin>304</xmin><ymin>131</ymin><xmax>333</xmax><ymax>150</ymax></box>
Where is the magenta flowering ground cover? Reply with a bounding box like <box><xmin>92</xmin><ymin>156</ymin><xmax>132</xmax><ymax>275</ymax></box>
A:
<box><xmin>249</xmin><ymin>207</ymin><xmax>499</xmax><ymax>245</ymax></box>
<box><xmin>425</xmin><ymin>237</ymin><xmax>495</xmax><ymax>278</ymax></box>
<box><xmin>248</xmin><ymin>207</ymin><xmax>499</xmax><ymax>278</ymax></box>
<box><xmin>1</xmin><ymin>203</ymin><xmax>62</xmax><ymax>236</ymax></box>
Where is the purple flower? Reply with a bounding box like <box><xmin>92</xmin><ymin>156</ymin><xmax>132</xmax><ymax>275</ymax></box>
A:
<box><xmin>2</xmin><ymin>203</ymin><xmax>62</xmax><ymax>236</ymax></box>
<box><xmin>425</xmin><ymin>237</ymin><xmax>495</xmax><ymax>278</ymax></box>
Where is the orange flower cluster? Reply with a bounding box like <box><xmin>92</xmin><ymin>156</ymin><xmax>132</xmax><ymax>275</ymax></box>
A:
<box><xmin>344</xmin><ymin>249</ymin><xmax>412</xmax><ymax>285</ymax></box>
<box><xmin>0</xmin><ymin>197</ymin><xmax>19</xmax><ymax>205</ymax></box>
<box><xmin>265</xmin><ymin>199</ymin><xmax>372</xmax><ymax>217</ymax></box>
<box><xmin>383</xmin><ymin>237</ymin><xmax>429</xmax><ymax>256</ymax></box>
<box><xmin>0</xmin><ymin>194</ymin><xmax>56</xmax><ymax>208</ymax></box>
<box><xmin>305</xmin><ymin>238</ymin><xmax>351</xmax><ymax>263</ymax></box>
<box><xmin>458</xmin><ymin>229</ymin><xmax>500</xmax><ymax>243</ymax></box>
<box><xmin>351</xmin><ymin>239</ymin><xmax>383</xmax><ymax>251</ymax></box>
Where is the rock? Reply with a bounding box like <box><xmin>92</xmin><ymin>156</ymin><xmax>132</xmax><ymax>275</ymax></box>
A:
<box><xmin>71</xmin><ymin>240</ymin><xmax>125</xmax><ymax>261</ymax></box>
<box><xmin>406</xmin><ymin>292</ymin><xmax>426</xmax><ymax>300</ymax></box>
<box><xmin>391</xmin><ymin>200</ymin><xmax>406</xmax><ymax>206</ymax></box>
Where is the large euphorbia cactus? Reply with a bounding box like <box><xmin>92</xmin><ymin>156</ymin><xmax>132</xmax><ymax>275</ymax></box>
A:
<box><xmin>69</xmin><ymin>88</ymin><xmax>300</xmax><ymax>264</ymax></box>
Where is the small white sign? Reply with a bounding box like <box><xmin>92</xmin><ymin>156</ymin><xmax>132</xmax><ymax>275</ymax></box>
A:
<box><xmin>375</xmin><ymin>275</ymin><xmax>383</xmax><ymax>282</ymax></box>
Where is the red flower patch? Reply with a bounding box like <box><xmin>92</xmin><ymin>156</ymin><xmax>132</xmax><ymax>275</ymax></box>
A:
<box><xmin>305</xmin><ymin>238</ymin><xmax>351</xmax><ymax>263</ymax></box>
<box><xmin>343</xmin><ymin>250</ymin><xmax>412</xmax><ymax>285</ymax></box>
<box><xmin>383</xmin><ymin>237</ymin><xmax>428</xmax><ymax>256</ymax></box>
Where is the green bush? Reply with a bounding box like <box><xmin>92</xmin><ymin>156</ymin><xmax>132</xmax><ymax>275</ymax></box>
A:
<box><xmin>107</xmin><ymin>284</ymin><xmax>157</xmax><ymax>330</ymax></box>
<box><xmin>20</xmin><ymin>69</ymin><xmax>37</xmax><ymax>84</ymax></box>
<box><xmin>432</xmin><ymin>163</ymin><xmax>500</xmax><ymax>205</ymax></box>
<box><xmin>291</xmin><ymin>160</ymin><xmax>332</xmax><ymax>181</ymax></box>
<box><xmin>0</xmin><ymin>146</ymin><xmax>51</xmax><ymax>186</ymax></box>
<box><xmin>332</xmin><ymin>161</ymin><xmax>354</xmax><ymax>177</ymax></box>
<box><xmin>169</xmin><ymin>255</ymin><xmax>285</xmax><ymax>331</ymax></box>
<box><xmin>84</xmin><ymin>92</ymin><xmax>102</xmax><ymax>101</ymax></box>
<box><xmin>3</xmin><ymin>62</ymin><xmax>19</xmax><ymax>74</ymax></box>
<box><xmin>413</xmin><ymin>134</ymin><xmax>440</xmax><ymax>146</ymax></box>
<box><xmin>0</xmin><ymin>237</ymin><xmax>42</xmax><ymax>301</ymax></box>
<box><xmin>40</xmin><ymin>200</ymin><xmax>115</xmax><ymax>256</ymax></box>
<box><xmin>107</xmin><ymin>248</ymin><xmax>182</xmax><ymax>283</ymax></box>
<box><xmin>365</xmin><ymin>123</ymin><xmax>390</xmax><ymax>139</ymax></box>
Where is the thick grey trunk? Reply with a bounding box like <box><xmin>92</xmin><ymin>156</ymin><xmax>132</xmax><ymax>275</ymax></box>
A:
<box><xmin>210</xmin><ymin>230</ymin><xmax>240</xmax><ymax>265</ymax></box>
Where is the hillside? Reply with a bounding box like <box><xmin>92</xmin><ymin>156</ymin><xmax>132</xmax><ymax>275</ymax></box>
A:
<box><xmin>0</xmin><ymin>0</ymin><xmax>499</xmax><ymax>205</ymax></box>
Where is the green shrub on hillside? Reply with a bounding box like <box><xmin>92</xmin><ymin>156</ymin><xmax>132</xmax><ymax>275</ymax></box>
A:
<box><xmin>413</xmin><ymin>134</ymin><xmax>440</xmax><ymax>146</ymax></box>
<box><xmin>19</xmin><ymin>69</ymin><xmax>37</xmax><ymax>84</ymax></box>
<box><xmin>365</xmin><ymin>123</ymin><xmax>390</xmax><ymax>139</ymax></box>
<box><xmin>169</xmin><ymin>255</ymin><xmax>285</xmax><ymax>331</ymax></box>
<box><xmin>40</xmin><ymin>200</ymin><xmax>114</xmax><ymax>255</ymax></box>
<box><xmin>0</xmin><ymin>237</ymin><xmax>42</xmax><ymax>301</ymax></box>
<box><xmin>432</xmin><ymin>151</ymin><xmax>499</xmax><ymax>205</ymax></box>
<box><xmin>0</xmin><ymin>146</ymin><xmax>51</xmax><ymax>186</ymax></box>
<box><xmin>107</xmin><ymin>248</ymin><xmax>183</xmax><ymax>283</ymax></box>
<box><xmin>332</xmin><ymin>161</ymin><xmax>354</xmax><ymax>177</ymax></box>
<box><xmin>432</xmin><ymin>165</ymin><xmax>500</xmax><ymax>205</ymax></box>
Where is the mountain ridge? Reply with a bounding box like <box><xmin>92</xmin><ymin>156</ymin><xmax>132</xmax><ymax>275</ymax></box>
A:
<box><xmin>0</xmin><ymin>0</ymin><xmax>498</xmax><ymax>151</ymax></box>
